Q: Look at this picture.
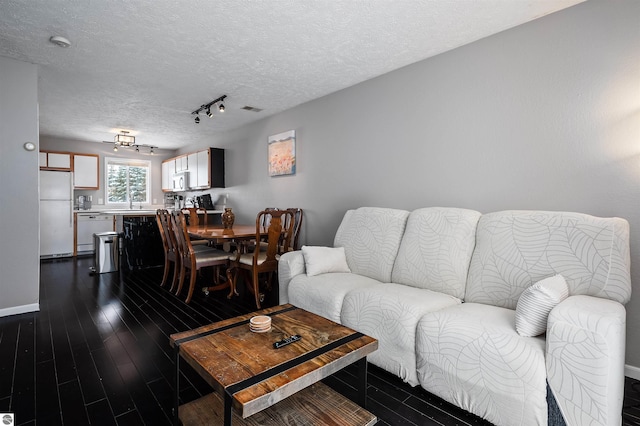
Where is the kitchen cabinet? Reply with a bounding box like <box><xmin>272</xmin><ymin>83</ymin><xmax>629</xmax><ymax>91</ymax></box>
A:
<box><xmin>207</xmin><ymin>148</ymin><xmax>225</xmax><ymax>188</ymax></box>
<box><xmin>187</xmin><ymin>152</ymin><xmax>198</xmax><ymax>186</ymax></box>
<box><xmin>162</xmin><ymin>148</ymin><xmax>224</xmax><ymax>191</ymax></box>
<box><xmin>189</xmin><ymin>148</ymin><xmax>224</xmax><ymax>189</ymax></box>
<box><xmin>175</xmin><ymin>155</ymin><xmax>188</xmax><ymax>172</ymax></box>
<box><xmin>122</xmin><ymin>215</ymin><xmax>163</xmax><ymax>269</ymax></box>
<box><xmin>161</xmin><ymin>160</ymin><xmax>173</xmax><ymax>191</ymax></box>
<box><xmin>188</xmin><ymin>151</ymin><xmax>213</xmax><ymax>189</ymax></box>
<box><xmin>40</xmin><ymin>151</ymin><xmax>72</xmax><ymax>170</ymax></box>
<box><xmin>75</xmin><ymin>213</ymin><xmax>114</xmax><ymax>254</ymax></box>
<box><xmin>73</xmin><ymin>153</ymin><xmax>99</xmax><ymax>189</ymax></box>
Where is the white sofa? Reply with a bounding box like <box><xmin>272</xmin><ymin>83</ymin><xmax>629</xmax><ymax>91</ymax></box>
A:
<box><xmin>278</xmin><ymin>207</ymin><xmax>631</xmax><ymax>426</ymax></box>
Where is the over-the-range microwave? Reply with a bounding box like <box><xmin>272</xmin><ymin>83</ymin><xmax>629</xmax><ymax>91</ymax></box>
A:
<box><xmin>172</xmin><ymin>171</ymin><xmax>189</xmax><ymax>191</ymax></box>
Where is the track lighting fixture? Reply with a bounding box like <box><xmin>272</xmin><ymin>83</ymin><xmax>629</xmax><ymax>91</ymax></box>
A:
<box><xmin>191</xmin><ymin>95</ymin><xmax>227</xmax><ymax>123</ymax></box>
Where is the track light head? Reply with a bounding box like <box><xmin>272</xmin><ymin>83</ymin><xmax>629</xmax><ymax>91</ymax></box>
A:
<box><xmin>191</xmin><ymin>95</ymin><xmax>227</xmax><ymax>123</ymax></box>
<box><xmin>113</xmin><ymin>144</ymin><xmax>119</xmax><ymax>152</ymax></box>
<box><xmin>150</xmin><ymin>147</ymin><xmax>154</xmax><ymax>155</ymax></box>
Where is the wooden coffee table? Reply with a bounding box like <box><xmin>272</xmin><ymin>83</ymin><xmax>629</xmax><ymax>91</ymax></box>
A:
<box><xmin>170</xmin><ymin>304</ymin><xmax>378</xmax><ymax>425</ymax></box>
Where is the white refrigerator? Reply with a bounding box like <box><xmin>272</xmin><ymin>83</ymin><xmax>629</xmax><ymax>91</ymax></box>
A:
<box><xmin>40</xmin><ymin>170</ymin><xmax>74</xmax><ymax>258</ymax></box>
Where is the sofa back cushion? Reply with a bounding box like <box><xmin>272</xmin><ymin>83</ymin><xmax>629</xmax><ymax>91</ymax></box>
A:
<box><xmin>334</xmin><ymin>207</ymin><xmax>409</xmax><ymax>283</ymax></box>
<box><xmin>391</xmin><ymin>207</ymin><xmax>481</xmax><ymax>298</ymax></box>
<box><xmin>465</xmin><ymin>210</ymin><xmax>631</xmax><ymax>309</ymax></box>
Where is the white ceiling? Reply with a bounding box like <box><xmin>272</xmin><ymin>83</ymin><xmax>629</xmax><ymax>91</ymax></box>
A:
<box><xmin>0</xmin><ymin>0</ymin><xmax>584</xmax><ymax>150</ymax></box>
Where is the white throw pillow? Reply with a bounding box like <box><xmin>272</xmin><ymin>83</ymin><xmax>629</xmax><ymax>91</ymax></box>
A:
<box><xmin>515</xmin><ymin>274</ymin><xmax>569</xmax><ymax>337</ymax></box>
<box><xmin>301</xmin><ymin>246</ymin><xmax>351</xmax><ymax>277</ymax></box>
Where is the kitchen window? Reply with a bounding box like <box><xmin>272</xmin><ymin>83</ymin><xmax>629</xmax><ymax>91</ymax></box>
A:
<box><xmin>105</xmin><ymin>157</ymin><xmax>151</xmax><ymax>205</ymax></box>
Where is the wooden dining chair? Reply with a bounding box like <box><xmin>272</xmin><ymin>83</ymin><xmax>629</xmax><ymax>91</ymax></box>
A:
<box><xmin>181</xmin><ymin>207</ymin><xmax>208</xmax><ymax>226</ymax></box>
<box><xmin>155</xmin><ymin>209</ymin><xmax>180</xmax><ymax>290</ymax></box>
<box><xmin>171</xmin><ymin>211</ymin><xmax>231</xmax><ymax>304</ymax></box>
<box><xmin>226</xmin><ymin>209</ymin><xmax>294</xmax><ymax>309</ymax></box>
<box><xmin>243</xmin><ymin>207</ymin><xmax>278</xmax><ymax>253</ymax></box>
<box><xmin>286</xmin><ymin>208</ymin><xmax>304</xmax><ymax>251</ymax></box>
<box><xmin>180</xmin><ymin>207</ymin><xmax>209</xmax><ymax>245</ymax></box>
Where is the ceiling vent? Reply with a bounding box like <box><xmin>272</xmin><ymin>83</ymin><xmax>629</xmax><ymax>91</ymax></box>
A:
<box><xmin>241</xmin><ymin>106</ymin><xmax>263</xmax><ymax>112</ymax></box>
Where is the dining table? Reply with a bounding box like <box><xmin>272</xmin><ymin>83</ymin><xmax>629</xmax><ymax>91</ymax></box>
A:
<box><xmin>187</xmin><ymin>224</ymin><xmax>267</xmax><ymax>298</ymax></box>
<box><xmin>187</xmin><ymin>224</ymin><xmax>266</xmax><ymax>246</ymax></box>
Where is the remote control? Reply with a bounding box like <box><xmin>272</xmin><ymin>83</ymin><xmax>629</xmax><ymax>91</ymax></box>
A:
<box><xmin>273</xmin><ymin>335</ymin><xmax>302</xmax><ymax>349</ymax></box>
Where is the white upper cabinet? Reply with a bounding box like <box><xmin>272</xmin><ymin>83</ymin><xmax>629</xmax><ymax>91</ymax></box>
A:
<box><xmin>161</xmin><ymin>160</ymin><xmax>173</xmax><ymax>191</ymax></box>
<box><xmin>196</xmin><ymin>150</ymin><xmax>210</xmax><ymax>188</ymax></box>
<box><xmin>73</xmin><ymin>154</ymin><xmax>99</xmax><ymax>189</ymax></box>
<box><xmin>175</xmin><ymin>155</ymin><xmax>188</xmax><ymax>172</ymax></box>
<box><xmin>187</xmin><ymin>152</ymin><xmax>199</xmax><ymax>188</ymax></box>
<box><xmin>161</xmin><ymin>148</ymin><xmax>224</xmax><ymax>192</ymax></box>
<box><xmin>40</xmin><ymin>151</ymin><xmax>72</xmax><ymax>170</ymax></box>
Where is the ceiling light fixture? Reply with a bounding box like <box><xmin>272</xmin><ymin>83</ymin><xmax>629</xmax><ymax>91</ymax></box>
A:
<box><xmin>191</xmin><ymin>95</ymin><xmax>227</xmax><ymax>123</ymax></box>
<box><xmin>115</xmin><ymin>130</ymin><xmax>135</xmax><ymax>147</ymax></box>
<box><xmin>105</xmin><ymin>130</ymin><xmax>156</xmax><ymax>155</ymax></box>
<box><xmin>49</xmin><ymin>35</ymin><xmax>71</xmax><ymax>48</ymax></box>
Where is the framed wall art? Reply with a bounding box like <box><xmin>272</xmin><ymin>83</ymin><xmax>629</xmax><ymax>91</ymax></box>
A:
<box><xmin>268</xmin><ymin>130</ymin><xmax>296</xmax><ymax>176</ymax></box>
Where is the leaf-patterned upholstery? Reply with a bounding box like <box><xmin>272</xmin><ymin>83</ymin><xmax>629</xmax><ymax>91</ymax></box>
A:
<box><xmin>465</xmin><ymin>210</ymin><xmax>631</xmax><ymax>307</ymax></box>
<box><xmin>278</xmin><ymin>208</ymin><xmax>631</xmax><ymax>426</ymax></box>
<box><xmin>416</xmin><ymin>303</ymin><xmax>548</xmax><ymax>426</ymax></box>
<box><xmin>391</xmin><ymin>207</ymin><xmax>481</xmax><ymax>298</ymax></box>
<box><xmin>334</xmin><ymin>207</ymin><xmax>409</xmax><ymax>283</ymax></box>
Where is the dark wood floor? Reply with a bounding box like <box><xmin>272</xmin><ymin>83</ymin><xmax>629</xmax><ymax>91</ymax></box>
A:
<box><xmin>2</xmin><ymin>257</ymin><xmax>640</xmax><ymax>425</ymax></box>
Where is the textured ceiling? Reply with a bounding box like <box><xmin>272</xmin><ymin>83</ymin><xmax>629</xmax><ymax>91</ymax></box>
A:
<box><xmin>0</xmin><ymin>0</ymin><xmax>584</xmax><ymax>149</ymax></box>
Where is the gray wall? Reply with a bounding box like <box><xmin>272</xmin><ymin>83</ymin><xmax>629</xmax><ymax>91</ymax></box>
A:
<box><xmin>0</xmin><ymin>57</ymin><xmax>40</xmax><ymax>315</ymax></box>
<box><xmin>185</xmin><ymin>1</ymin><xmax>640</xmax><ymax>371</ymax></box>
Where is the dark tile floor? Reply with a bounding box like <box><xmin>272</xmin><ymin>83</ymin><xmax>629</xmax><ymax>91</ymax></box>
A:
<box><xmin>1</xmin><ymin>257</ymin><xmax>640</xmax><ymax>425</ymax></box>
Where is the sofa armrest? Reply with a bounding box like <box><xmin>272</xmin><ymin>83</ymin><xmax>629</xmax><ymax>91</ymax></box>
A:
<box><xmin>278</xmin><ymin>250</ymin><xmax>306</xmax><ymax>304</ymax></box>
<box><xmin>546</xmin><ymin>295</ymin><xmax>626</xmax><ymax>426</ymax></box>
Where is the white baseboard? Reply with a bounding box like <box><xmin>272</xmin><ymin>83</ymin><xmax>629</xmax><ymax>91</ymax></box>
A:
<box><xmin>626</xmin><ymin>364</ymin><xmax>640</xmax><ymax>380</ymax></box>
<box><xmin>0</xmin><ymin>303</ymin><xmax>39</xmax><ymax>318</ymax></box>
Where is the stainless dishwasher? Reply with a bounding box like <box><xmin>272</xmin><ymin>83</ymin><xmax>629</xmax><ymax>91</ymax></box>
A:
<box><xmin>76</xmin><ymin>213</ymin><xmax>114</xmax><ymax>254</ymax></box>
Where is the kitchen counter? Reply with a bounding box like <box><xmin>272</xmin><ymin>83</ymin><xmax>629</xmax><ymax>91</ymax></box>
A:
<box><xmin>76</xmin><ymin>209</ymin><xmax>157</xmax><ymax>216</ymax></box>
<box><xmin>75</xmin><ymin>208</ymin><xmax>224</xmax><ymax>216</ymax></box>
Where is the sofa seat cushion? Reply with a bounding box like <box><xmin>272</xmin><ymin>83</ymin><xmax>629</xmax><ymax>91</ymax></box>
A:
<box><xmin>288</xmin><ymin>272</ymin><xmax>382</xmax><ymax>323</ymax></box>
<box><xmin>416</xmin><ymin>303</ymin><xmax>547</xmax><ymax>426</ymax></box>
<box><xmin>341</xmin><ymin>284</ymin><xmax>461</xmax><ymax>386</ymax></box>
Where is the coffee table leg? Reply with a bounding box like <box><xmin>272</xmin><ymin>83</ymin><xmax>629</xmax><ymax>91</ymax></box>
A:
<box><xmin>224</xmin><ymin>392</ymin><xmax>232</xmax><ymax>426</ymax></box>
<box><xmin>173</xmin><ymin>345</ymin><xmax>180</xmax><ymax>426</ymax></box>
<box><xmin>356</xmin><ymin>357</ymin><xmax>368</xmax><ymax>408</ymax></box>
